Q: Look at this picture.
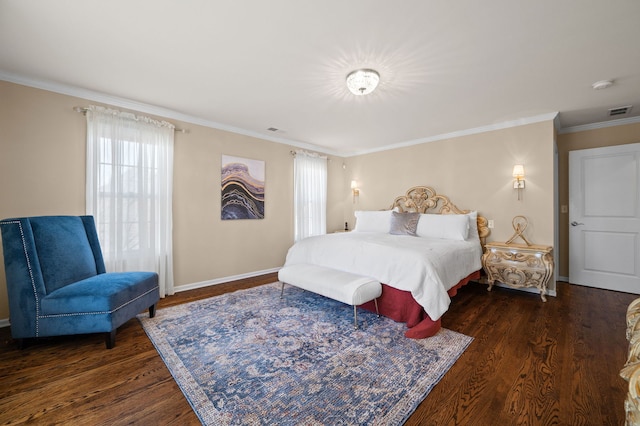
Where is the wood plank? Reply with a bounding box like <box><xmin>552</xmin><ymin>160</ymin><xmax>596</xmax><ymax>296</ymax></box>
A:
<box><xmin>0</xmin><ymin>275</ymin><xmax>635</xmax><ymax>425</ymax></box>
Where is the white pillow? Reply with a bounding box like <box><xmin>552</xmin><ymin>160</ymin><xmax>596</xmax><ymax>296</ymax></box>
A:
<box><xmin>354</xmin><ymin>210</ymin><xmax>392</xmax><ymax>233</ymax></box>
<box><xmin>416</xmin><ymin>213</ymin><xmax>469</xmax><ymax>240</ymax></box>
<box><xmin>465</xmin><ymin>211</ymin><xmax>480</xmax><ymax>243</ymax></box>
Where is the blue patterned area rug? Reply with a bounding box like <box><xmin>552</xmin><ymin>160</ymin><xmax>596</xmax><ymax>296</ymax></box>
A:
<box><xmin>138</xmin><ymin>282</ymin><xmax>472</xmax><ymax>425</ymax></box>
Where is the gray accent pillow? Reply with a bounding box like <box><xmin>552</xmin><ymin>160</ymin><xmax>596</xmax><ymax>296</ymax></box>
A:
<box><xmin>389</xmin><ymin>211</ymin><xmax>420</xmax><ymax>236</ymax></box>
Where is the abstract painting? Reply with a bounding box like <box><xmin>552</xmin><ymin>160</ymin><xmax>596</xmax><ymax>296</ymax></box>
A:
<box><xmin>221</xmin><ymin>155</ymin><xmax>265</xmax><ymax>220</ymax></box>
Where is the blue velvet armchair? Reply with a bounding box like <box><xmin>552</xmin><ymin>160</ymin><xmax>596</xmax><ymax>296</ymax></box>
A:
<box><xmin>0</xmin><ymin>215</ymin><xmax>160</xmax><ymax>349</ymax></box>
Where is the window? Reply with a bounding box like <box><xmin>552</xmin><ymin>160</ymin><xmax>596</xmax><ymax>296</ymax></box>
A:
<box><xmin>293</xmin><ymin>151</ymin><xmax>327</xmax><ymax>241</ymax></box>
<box><xmin>86</xmin><ymin>106</ymin><xmax>174</xmax><ymax>296</ymax></box>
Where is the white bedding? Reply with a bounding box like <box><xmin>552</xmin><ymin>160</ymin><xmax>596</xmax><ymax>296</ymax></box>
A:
<box><xmin>283</xmin><ymin>232</ymin><xmax>483</xmax><ymax>321</ymax></box>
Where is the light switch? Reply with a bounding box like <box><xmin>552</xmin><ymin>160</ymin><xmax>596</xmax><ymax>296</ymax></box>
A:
<box><xmin>488</xmin><ymin>220</ymin><xmax>494</xmax><ymax>229</ymax></box>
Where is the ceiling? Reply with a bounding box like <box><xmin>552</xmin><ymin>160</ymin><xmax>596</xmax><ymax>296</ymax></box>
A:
<box><xmin>1</xmin><ymin>1</ymin><xmax>639</xmax><ymax>156</ymax></box>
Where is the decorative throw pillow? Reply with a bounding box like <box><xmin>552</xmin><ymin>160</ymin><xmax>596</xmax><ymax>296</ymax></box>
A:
<box><xmin>389</xmin><ymin>211</ymin><xmax>420</xmax><ymax>236</ymax></box>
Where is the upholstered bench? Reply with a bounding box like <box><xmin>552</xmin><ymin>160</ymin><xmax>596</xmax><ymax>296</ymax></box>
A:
<box><xmin>278</xmin><ymin>264</ymin><xmax>381</xmax><ymax>329</ymax></box>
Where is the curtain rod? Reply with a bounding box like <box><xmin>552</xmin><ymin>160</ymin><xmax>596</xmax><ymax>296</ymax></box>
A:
<box><xmin>290</xmin><ymin>149</ymin><xmax>329</xmax><ymax>159</ymax></box>
<box><xmin>73</xmin><ymin>106</ymin><xmax>189</xmax><ymax>133</ymax></box>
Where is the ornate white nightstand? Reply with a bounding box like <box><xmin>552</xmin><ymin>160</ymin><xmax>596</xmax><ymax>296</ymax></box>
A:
<box><xmin>482</xmin><ymin>242</ymin><xmax>554</xmax><ymax>302</ymax></box>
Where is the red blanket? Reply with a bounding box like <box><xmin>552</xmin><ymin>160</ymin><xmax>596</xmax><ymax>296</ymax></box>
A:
<box><xmin>360</xmin><ymin>270</ymin><xmax>480</xmax><ymax>339</ymax></box>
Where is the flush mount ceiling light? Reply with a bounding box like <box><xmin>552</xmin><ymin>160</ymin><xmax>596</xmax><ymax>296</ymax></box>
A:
<box><xmin>592</xmin><ymin>79</ymin><xmax>613</xmax><ymax>90</ymax></box>
<box><xmin>346</xmin><ymin>69</ymin><xmax>380</xmax><ymax>95</ymax></box>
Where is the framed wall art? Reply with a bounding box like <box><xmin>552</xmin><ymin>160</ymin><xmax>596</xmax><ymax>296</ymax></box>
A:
<box><xmin>221</xmin><ymin>155</ymin><xmax>265</xmax><ymax>220</ymax></box>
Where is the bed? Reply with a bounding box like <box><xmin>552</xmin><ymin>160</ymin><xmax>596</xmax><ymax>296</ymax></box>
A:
<box><xmin>282</xmin><ymin>186</ymin><xmax>490</xmax><ymax>339</ymax></box>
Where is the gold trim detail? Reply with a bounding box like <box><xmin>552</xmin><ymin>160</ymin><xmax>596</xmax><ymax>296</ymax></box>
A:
<box><xmin>623</xmin><ymin>298</ymin><xmax>640</xmax><ymax>424</ymax></box>
<box><xmin>389</xmin><ymin>186</ymin><xmax>490</xmax><ymax>247</ymax></box>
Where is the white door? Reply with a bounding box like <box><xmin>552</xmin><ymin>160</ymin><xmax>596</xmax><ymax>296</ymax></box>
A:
<box><xmin>569</xmin><ymin>143</ymin><xmax>640</xmax><ymax>294</ymax></box>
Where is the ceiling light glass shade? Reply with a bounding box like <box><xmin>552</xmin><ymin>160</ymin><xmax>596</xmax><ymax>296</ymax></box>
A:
<box><xmin>346</xmin><ymin>69</ymin><xmax>380</xmax><ymax>95</ymax></box>
<box><xmin>592</xmin><ymin>80</ymin><xmax>613</xmax><ymax>90</ymax></box>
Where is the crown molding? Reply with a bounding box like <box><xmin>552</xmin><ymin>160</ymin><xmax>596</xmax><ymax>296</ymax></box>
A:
<box><xmin>0</xmin><ymin>70</ymin><xmax>343</xmax><ymax>157</ymax></box>
<box><xmin>557</xmin><ymin>115</ymin><xmax>640</xmax><ymax>134</ymax></box>
<box><xmin>2</xmin><ymin>70</ymin><xmax>578</xmax><ymax>158</ymax></box>
<box><xmin>345</xmin><ymin>112</ymin><xmax>560</xmax><ymax>157</ymax></box>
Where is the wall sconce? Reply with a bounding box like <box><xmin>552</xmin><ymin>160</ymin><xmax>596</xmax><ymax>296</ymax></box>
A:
<box><xmin>351</xmin><ymin>180</ymin><xmax>359</xmax><ymax>203</ymax></box>
<box><xmin>512</xmin><ymin>164</ymin><xmax>525</xmax><ymax>200</ymax></box>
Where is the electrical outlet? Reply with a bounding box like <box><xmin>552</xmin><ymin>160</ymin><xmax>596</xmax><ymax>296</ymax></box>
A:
<box><xmin>488</xmin><ymin>220</ymin><xmax>494</xmax><ymax>229</ymax></box>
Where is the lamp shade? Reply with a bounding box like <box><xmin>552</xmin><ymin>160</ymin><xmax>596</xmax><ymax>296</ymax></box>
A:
<box><xmin>346</xmin><ymin>69</ymin><xmax>380</xmax><ymax>95</ymax></box>
<box><xmin>512</xmin><ymin>164</ymin><xmax>525</xmax><ymax>179</ymax></box>
<box><xmin>350</xmin><ymin>180</ymin><xmax>358</xmax><ymax>189</ymax></box>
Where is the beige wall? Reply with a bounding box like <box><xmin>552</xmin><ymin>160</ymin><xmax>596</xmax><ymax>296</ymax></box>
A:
<box><xmin>172</xmin><ymin>125</ymin><xmax>294</xmax><ymax>285</ymax></box>
<box><xmin>557</xmin><ymin>122</ymin><xmax>640</xmax><ymax>277</ymax></box>
<box><xmin>0</xmin><ymin>82</ymin><xmax>88</xmax><ymax>320</ymax></box>
<box><xmin>0</xmin><ymin>81</ymin><xmax>344</xmax><ymax>319</ymax></box>
<box><xmin>0</xmin><ymin>79</ymin><xmax>558</xmax><ymax>321</ymax></box>
<box><xmin>345</xmin><ymin>121</ymin><xmax>556</xmax><ymax>291</ymax></box>
<box><xmin>342</xmin><ymin>120</ymin><xmax>557</xmax><ymax>290</ymax></box>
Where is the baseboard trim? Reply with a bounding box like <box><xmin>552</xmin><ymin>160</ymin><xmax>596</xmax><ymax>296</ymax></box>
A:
<box><xmin>0</xmin><ymin>268</ymin><xmax>282</xmax><ymax>328</ymax></box>
<box><xmin>173</xmin><ymin>267</ymin><xmax>281</xmax><ymax>293</ymax></box>
<box><xmin>0</xmin><ymin>268</ymin><xmax>560</xmax><ymax>327</ymax></box>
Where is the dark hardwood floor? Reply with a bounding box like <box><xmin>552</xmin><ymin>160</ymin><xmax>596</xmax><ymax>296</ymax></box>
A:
<box><xmin>0</xmin><ymin>274</ymin><xmax>634</xmax><ymax>425</ymax></box>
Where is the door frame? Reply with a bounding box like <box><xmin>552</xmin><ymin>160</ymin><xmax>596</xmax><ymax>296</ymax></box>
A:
<box><xmin>567</xmin><ymin>142</ymin><xmax>640</xmax><ymax>293</ymax></box>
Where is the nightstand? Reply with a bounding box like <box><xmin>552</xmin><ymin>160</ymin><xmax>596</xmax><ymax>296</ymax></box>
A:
<box><xmin>482</xmin><ymin>242</ymin><xmax>554</xmax><ymax>302</ymax></box>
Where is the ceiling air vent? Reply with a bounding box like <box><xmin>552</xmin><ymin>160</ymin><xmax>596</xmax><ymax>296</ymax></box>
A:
<box><xmin>609</xmin><ymin>105</ymin><xmax>633</xmax><ymax>116</ymax></box>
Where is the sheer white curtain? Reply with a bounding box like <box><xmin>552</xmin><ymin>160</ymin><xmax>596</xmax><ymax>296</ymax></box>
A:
<box><xmin>86</xmin><ymin>105</ymin><xmax>174</xmax><ymax>297</ymax></box>
<box><xmin>294</xmin><ymin>150</ymin><xmax>327</xmax><ymax>242</ymax></box>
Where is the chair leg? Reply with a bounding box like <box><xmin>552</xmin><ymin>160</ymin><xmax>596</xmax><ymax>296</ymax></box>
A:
<box><xmin>105</xmin><ymin>330</ymin><xmax>116</xmax><ymax>349</ymax></box>
<box><xmin>149</xmin><ymin>304</ymin><xmax>157</xmax><ymax>318</ymax></box>
<box><xmin>374</xmin><ymin>298</ymin><xmax>380</xmax><ymax>317</ymax></box>
<box><xmin>280</xmin><ymin>282</ymin><xmax>285</xmax><ymax>299</ymax></box>
<box><xmin>16</xmin><ymin>338</ymin><xmax>27</xmax><ymax>350</ymax></box>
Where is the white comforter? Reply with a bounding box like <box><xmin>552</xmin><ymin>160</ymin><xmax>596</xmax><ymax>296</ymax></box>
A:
<box><xmin>283</xmin><ymin>232</ymin><xmax>483</xmax><ymax>321</ymax></box>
